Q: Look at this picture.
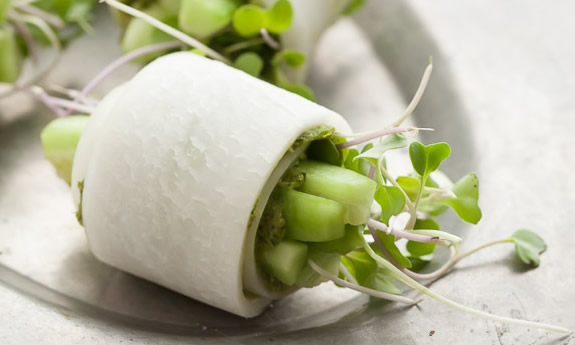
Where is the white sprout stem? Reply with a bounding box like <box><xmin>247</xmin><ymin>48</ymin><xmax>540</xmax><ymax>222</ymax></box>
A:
<box><xmin>406</xmin><ymin>175</ymin><xmax>426</xmax><ymax>230</ymax></box>
<box><xmin>404</xmin><ymin>229</ymin><xmax>462</xmax><ymax>244</ymax></box>
<box><xmin>339</xmin><ymin>262</ymin><xmax>359</xmax><ymax>285</ymax></box>
<box><xmin>392</xmin><ymin>60</ymin><xmax>433</xmax><ymax>127</ymax></box>
<box><xmin>0</xmin><ymin>13</ymin><xmax>61</xmax><ymax>99</ymax></box>
<box><xmin>101</xmin><ymin>0</ymin><xmax>230</xmax><ymax>64</ymax></box>
<box><xmin>224</xmin><ymin>38</ymin><xmax>264</xmax><ymax>54</ymax></box>
<box><xmin>337</xmin><ymin>126</ymin><xmax>423</xmax><ymax>149</ymax></box>
<box><xmin>17</xmin><ymin>5</ymin><xmax>65</xmax><ymax>28</ymax></box>
<box><xmin>401</xmin><ymin>246</ymin><xmax>457</xmax><ymax>281</ymax></box>
<box><xmin>360</xmin><ymin>232</ymin><xmax>573</xmax><ymax>334</ymax></box>
<box><xmin>307</xmin><ymin>259</ymin><xmax>420</xmax><ymax>305</ymax></box>
<box><xmin>367</xmin><ymin>219</ymin><xmax>438</xmax><ymax>243</ymax></box>
<box><xmin>260</xmin><ymin>28</ymin><xmax>280</xmax><ymax>50</ymax></box>
<box><xmin>9</xmin><ymin>12</ymin><xmax>38</xmax><ymax>63</ymax></box>
<box><xmin>64</xmin><ymin>41</ymin><xmax>182</xmax><ymax>115</ymax></box>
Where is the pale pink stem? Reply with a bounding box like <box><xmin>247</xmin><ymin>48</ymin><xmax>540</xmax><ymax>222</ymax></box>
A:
<box><xmin>18</xmin><ymin>5</ymin><xmax>64</xmax><ymax>28</ymax></box>
<box><xmin>367</xmin><ymin>218</ymin><xmax>438</xmax><ymax>243</ymax></box>
<box><xmin>260</xmin><ymin>28</ymin><xmax>280</xmax><ymax>50</ymax></box>
<box><xmin>337</xmin><ymin>127</ymin><xmax>414</xmax><ymax>149</ymax></box>
<box><xmin>64</xmin><ymin>41</ymin><xmax>182</xmax><ymax>115</ymax></box>
<box><xmin>48</xmin><ymin>97</ymin><xmax>96</xmax><ymax>114</ymax></box>
<box><xmin>368</xmin><ymin>224</ymin><xmax>456</xmax><ymax>281</ymax></box>
<box><xmin>368</xmin><ymin>164</ymin><xmax>376</xmax><ymax>179</ymax></box>
<box><xmin>28</xmin><ymin>88</ymin><xmax>66</xmax><ymax>117</ymax></box>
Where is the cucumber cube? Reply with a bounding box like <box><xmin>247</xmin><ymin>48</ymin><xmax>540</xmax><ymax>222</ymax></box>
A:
<box><xmin>309</xmin><ymin>224</ymin><xmax>362</xmax><ymax>255</ymax></box>
<box><xmin>282</xmin><ymin>188</ymin><xmax>345</xmax><ymax>242</ymax></box>
<box><xmin>297</xmin><ymin>160</ymin><xmax>377</xmax><ymax>225</ymax></box>
<box><xmin>260</xmin><ymin>240</ymin><xmax>308</xmax><ymax>286</ymax></box>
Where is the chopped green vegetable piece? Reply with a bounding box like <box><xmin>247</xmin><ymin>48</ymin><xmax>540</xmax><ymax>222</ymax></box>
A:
<box><xmin>296</xmin><ymin>250</ymin><xmax>340</xmax><ymax>288</ymax></box>
<box><xmin>260</xmin><ymin>240</ymin><xmax>308</xmax><ymax>285</ymax></box>
<box><xmin>297</xmin><ymin>160</ymin><xmax>377</xmax><ymax>225</ymax></box>
<box><xmin>179</xmin><ymin>0</ymin><xmax>237</xmax><ymax>38</ymax></box>
<box><xmin>0</xmin><ymin>27</ymin><xmax>23</xmax><ymax>83</ymax></box>
<box><xmin>282</xmin><ymin>188</ymin><xmax>346</xmax><ymax>242</ymax></box>
<box><xmin>309</xmin><ymin>224</ymin><xmax>362</xmax><ymax>255</ymax></box>
<box><xmin>511</xmin><ymin>229</ymin><xmax>547</xmax><ymax>267</ymax></box>
<box><xmin>264</xmin><ymin>0</ymin><xmax>292</xmax><ymax>33</ymax></box>
<box><xmin>306</xmin><ymin>139</ymin><xmax>341</xmax><ymax>166</ymax></box>
<box><xmin>233</xmin><ymin>4</ymin><xmax>266</xmax><ymax>36</ymax></box>
<box><xmin>233</xmin><ymin>52</ymin><xmax>263</xmax><ymax>77</ymax></box>
<box><xmin>374</xmin><ymin>185</ymin><xmax>405</xmax><ymax>225</ymax></box>
<box><xmin>438</xmin><ymin>173</ymin><xmax>482</xmax><ymax>224</ymax></box>
<box><xmin>373</xmin><ymin>232</ymin><xmax>412</xmax><ymax>268</ymax></box>
<box><xmin>41</xmin><ymin>115</ymin><xmax>90</xmax><ymax>184</ymax></box>
<box><xmin>409</xmin><ymin>141</ymin><xmax>451</xmax><ymax>177</ymax></box>
<box><xmin>354</xmin><ymin>134</ymin><xmax>408</xmax><ymax>165</ymax></box>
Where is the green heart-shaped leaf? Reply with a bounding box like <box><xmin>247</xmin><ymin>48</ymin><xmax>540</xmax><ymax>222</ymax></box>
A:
<box><xmin>440</xmin><ymin>173</ymin><xmax>482</xmax><ymax>224</ymax></box>
<box><xmin>409</xmin><ymin>141</ymin><xmax>451</xmax><ymax>177</ymax></box>
<box><xmin>265</xmin><ymin>0</ymin><xmax>293</xmax><ymax>33</ymax></box>
<box><xmin>374</xmin><ymin>185</ymin><xmax>405</xmax><ymax>225</ymax></box>
<box><xmin>511</xmin><ymin>229</ymin><xmax>547</xmax><ymax>267</ymax></box>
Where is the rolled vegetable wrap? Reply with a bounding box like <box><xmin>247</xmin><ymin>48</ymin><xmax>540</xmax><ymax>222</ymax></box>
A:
<box><xmin>71</xmin><ymin>52</ymin><xmax>351</xmax><ymax>317</ymax></box>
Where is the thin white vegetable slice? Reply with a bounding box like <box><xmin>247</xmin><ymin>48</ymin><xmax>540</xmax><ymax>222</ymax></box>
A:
<box><xmin>73</xmin><ymin>52</ymin><xmax>351</xmax><ymax>317</ymax></box>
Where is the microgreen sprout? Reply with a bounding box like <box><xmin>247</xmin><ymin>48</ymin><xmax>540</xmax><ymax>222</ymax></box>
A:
<box><xmin>1</xmin><ymin>0</ymin><xmax>95</xmax><ymax>98</ymax></box>
<box><xmin>101</xmin><ymin>0</ymin><xmax>230</xmax><ymax>63</ymax></box>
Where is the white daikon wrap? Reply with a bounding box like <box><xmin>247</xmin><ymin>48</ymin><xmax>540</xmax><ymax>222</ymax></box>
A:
<box><xmin>71</xmin><ymin>52</ymin><xmax>351</xmax><ymax>317</ymax></box>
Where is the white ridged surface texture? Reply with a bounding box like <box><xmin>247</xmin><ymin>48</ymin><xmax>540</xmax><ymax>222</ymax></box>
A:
<box><xmin>71</xmin><ymin>52</ymin><xmax>351</xmax><ymax>317</ymax></box>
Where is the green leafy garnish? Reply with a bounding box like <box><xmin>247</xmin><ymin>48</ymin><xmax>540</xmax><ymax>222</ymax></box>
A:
<box><xmin>409</xmin><ymin>141</ymin><xmax>451</xmax><ymax>178</ymax></box>
<box><xmin>374</xmin><ymin>185</ymin><xmax>405</xmax><ymax>225</ymax></box>
<box><xmin>354</xmin><ymin>134</ymin><xmax>408</xmax><ymax>165</ymax></box>
<box><xmin>438</xmin><ymin>173</ymin><xmax>481</xmax><ymax>224</ymax></box>
<box><xmin>406</xmin><ymin>219</ymin><xmax>439</xmax><ymax>257</ymax></box>
<box><xmin>264</xmin><ymin>0</ymin><xmax>292</xmax><ymax>33</ymax></box>
<box><xmin>373</xmin><ymin>232</ymin><xmax>412</xmax><ymax>268</ymax></box>
<box><xmin>178</xmin><ymin>0</ymin><xmax>238</xmax><ymax>38</ymax></box>
<box><xmin>233</xmin><ymin>51</ymin><xmax>263</xmax><ymax>77</ymax></box>
<box><xmin>364</xmin><ymin>268</ymin><xmax>400</xmax><ymax>295</ymax></box>
<box><xmin>233</xmin><ymin>5</ymin><xmax>266</xmax><ymax>36</ymax></box>
<box><xmin>306</xmin><ymin>139</ymin><xmax>341</xmax><ymax>166</ymax></box>
<box><xmin>273</xmin><ymin>50</ymin><xmax>306</xmax><ymax>67</ymax></box>
<box><xmin>511</xmin><ymin>229</ymin><xmax>547</xmax><ymax>267</ymax></box>
<box><xmin>343</xmin><ymin>0</ymin><xmax>365</xmax><ymax>15</ymax></box>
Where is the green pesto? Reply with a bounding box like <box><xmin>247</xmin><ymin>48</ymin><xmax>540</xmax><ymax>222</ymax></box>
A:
<box><xmin>75</xmin><ymin>180</ymin><xmax>85</xmax><ymax>225</ymax></box>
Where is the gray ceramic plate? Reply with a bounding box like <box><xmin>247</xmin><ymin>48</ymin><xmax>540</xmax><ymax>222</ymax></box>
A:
<box><xmin>1</xmin><ymin>1</ymin><xmax>574</xmax><ymax>344</ymax></box>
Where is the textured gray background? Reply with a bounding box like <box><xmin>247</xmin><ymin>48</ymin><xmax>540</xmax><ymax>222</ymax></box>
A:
<box><xmin>1</xmin><ymin>0</ymin><xmax>574</xmax><ymax>344</ymax></box>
